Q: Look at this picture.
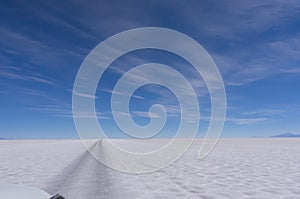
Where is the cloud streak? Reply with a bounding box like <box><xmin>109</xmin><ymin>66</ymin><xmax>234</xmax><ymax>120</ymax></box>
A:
<box><xmin>0</xmin><ymin>66</ymin><xmax>55</xmax><ymax>86</ymax></box>
<box><xmin>28</xmin><ymin>104</ymin><xmax>111</xmax><ymax>119</ymax></box>
<box><xmin>227</xmin><ymin>117</ymin><xmax>268</xmax><ymax>125</ymax></box>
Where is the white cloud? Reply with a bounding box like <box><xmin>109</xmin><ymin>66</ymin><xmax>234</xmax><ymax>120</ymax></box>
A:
<box><xmin>0</xmin><ymin>66</ymin><xmax>55</xmax><ymax>85</ymax></box>
<box><xmin>99</xmin><ymin>88</ymin><xmax>144</xmax><ymax>100</ymax></box>
<box><xmin>132</xmin><ymin>111</ymin><xmax>161</xmax><ymax>118</ymax></box>
<box><xmin>28</xmin><ymin>105</ymin><xmax>111</xmax><ymax>119</ymax></box>
<box><xmin>227</xmin><ymin>117</ymin><xmax>268</xmax><ymax>125</ymax></box>
<box><xmin>242</xmin><ymin>109</ymin><xmax>285</xmax><ymax>116</ymax></box>
<box><xmin>73</xmin><ymin>91</ymin><xmax>98</xmax><ymax>99</ymax></box>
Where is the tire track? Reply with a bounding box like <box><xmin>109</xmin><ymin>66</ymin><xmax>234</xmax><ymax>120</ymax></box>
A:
<box><xmin>44</xmin><ymin>140</ymin><xmax>118</xmax><ymax>199</ymax></box>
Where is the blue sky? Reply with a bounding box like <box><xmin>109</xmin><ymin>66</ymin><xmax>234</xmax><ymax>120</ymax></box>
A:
<box><xmin>0</xmin><ymin>0</ymin><xmax>300</xmax><ymax>139</ymax></box>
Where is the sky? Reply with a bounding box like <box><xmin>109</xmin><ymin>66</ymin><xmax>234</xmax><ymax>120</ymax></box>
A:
<box><xmin>0</xmin><ymin>0</ymin><xmax>300</xmax><ymax>139</ymax></box>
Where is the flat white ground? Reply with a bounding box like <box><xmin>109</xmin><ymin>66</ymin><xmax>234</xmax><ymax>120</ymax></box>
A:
<box><xmin>0</xmin><ymin>138</ymin><xmax>300</xmax><ymax>199</ymax></box>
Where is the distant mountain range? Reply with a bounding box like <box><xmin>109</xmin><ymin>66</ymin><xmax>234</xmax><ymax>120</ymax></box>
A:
<box><xmin>270</xmin><ymin>133</ymin><xmax>300</xmax><ymax>138</ymax></box>
<box><xmin>0</xmin><ymin>138</ymin><xmax>6</xmax><ymax>140</ymax></box>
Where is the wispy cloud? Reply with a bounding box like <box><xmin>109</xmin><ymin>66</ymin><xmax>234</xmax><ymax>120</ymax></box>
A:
<box><xmin>242</xmin><ymin>109</ymin><xmax>285</xmax><ymax>116</ymax></box>
<box><xmin>131</xmin><ymin>111</ymin><xmax>162</xmax><ymax>118</ymax></box>
<box><xmin>226</xmin><ymin>32</ymin><xmax>300</xmax><ymax>85</ymax></box>
<box><xmin>165</xmin><ymin>1</ymin><xmax>300</xmax><ymax>86</ymax></box>
<box><xmin>99</xmin><ymin>88</ymin><xmax>144</xmax><ymax>99</ymax></box>
<box><xmin>280</xmin><ymin>68</ymin><xmax>300</xmax><ymax>74</ymax></box>
<box><xmin>201</xmin><ymin>114</ymin><xmax>268</xmax><ymax>125</ymax></box>
<box><xmin>28</xmin><ymin>104</ymin><xmax>111</xmax><ymax>119</ymax></box>
<box><xmin>227</xmin><ymin>117</ymin><xmax>268</xmax><ymax>125</ymax></box>
<box><xmin>0</xmin><ymin>66</ymin><xmax>55</xmax><ymax>85</ymax></box>
<box><xmin>0</xmin><ymin>28</ymin><xmax>86</xmax><ymax>74</ymax></box>
<box><xmin>73</xmin><ymin>91</ymin><xmax>98</xmax><ymax>99</ymax></box>
<box><xmin>2</xmin><ymin>0</ymin><xmax>300</xmax><ymax>89</ymax></box>
<box><xmin>63</xmin><ymin>111</ymin><xmax>111</xmax><ymax>119</ymax></box>
<box><xmin>178</xmin><ymin>0</ymin><xmax>300</xmax><ymax>39</ymax></box>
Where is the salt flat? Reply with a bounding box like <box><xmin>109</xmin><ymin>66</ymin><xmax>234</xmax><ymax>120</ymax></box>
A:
<box><xmin>0</xmin><ymin>138</ymin><xmax>300</xmax><ymax>199</ymax></box>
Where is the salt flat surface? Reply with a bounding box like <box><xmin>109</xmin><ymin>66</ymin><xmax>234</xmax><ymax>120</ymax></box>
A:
<box><xmin>0</xmin><ymin>138</ymin><xmax>300</xmax><ymax>198</ymax></box>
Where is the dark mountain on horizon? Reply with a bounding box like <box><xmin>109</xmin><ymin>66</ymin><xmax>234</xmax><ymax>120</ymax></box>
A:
<box><xmin>270</xmin><ymin>133</ymin><xmax>300</xmax><ymax>138</ymax></box>
<box><xmin>0</xmin><ymin>138</ymin><xmax>6</xmax><ymax>140</ymax></box>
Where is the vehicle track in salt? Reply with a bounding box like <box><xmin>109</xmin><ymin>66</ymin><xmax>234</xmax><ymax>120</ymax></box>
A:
<box><xmin>44</xmin><ymin>140</ymin><xmax>132</xmax><ymax>199</ymax></box>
